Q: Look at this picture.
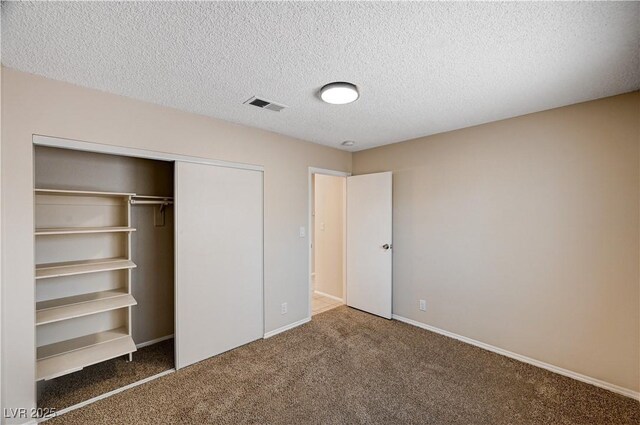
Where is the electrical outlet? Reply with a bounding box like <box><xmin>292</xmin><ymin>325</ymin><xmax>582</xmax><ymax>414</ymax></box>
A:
<box><xmin>419</xmin><ymin>299</ymin><xmax>426</xmax><ymax>311</ymax></box>
<box><xmin>281</xmin><ymin>302</ymin><xmax>288</xmax><ymax>315</ymax></box>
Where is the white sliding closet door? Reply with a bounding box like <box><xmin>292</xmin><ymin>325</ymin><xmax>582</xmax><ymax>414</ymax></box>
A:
<box><xmin>175</xmin><ymin>161</ymin><xmax>263</xmax><ymax>369</ymax></box>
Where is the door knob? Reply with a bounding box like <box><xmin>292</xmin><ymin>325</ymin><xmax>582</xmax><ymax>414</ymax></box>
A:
<box><xmin>382</xmin><ymin>243</ymin><xmax>392</xmax><ymax>250</ymax></box>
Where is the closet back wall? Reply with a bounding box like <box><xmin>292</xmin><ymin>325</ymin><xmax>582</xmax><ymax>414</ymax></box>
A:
<box><xmin>35</xmin><ymin>146</ymin><xmax>175</xmax><ymax>344</ymax></box>
<box><xmin>1</xmin><ymin>67</ymin><xmax>351</xmax><ymax>422</ymax></box>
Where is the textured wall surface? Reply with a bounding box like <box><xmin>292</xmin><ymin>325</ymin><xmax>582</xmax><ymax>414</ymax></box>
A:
<box><xmin>353</xmin><ymin>92</ymin><xmax>640</xmax><ymax>393</ymax></box>
<box><xmin>2</xmin><ymin>2</ymin><xmax>638</xmax><ymax>150</ymax></box>
<box><xmin>0</xmin><ymin>68</ymin><xmax>350</xmax><ymax>421</ymax></box>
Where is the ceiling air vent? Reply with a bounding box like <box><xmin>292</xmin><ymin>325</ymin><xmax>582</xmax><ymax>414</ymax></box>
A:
<box><xmin>244</xmin><ymin>96</ymin><xmax>287</xmax><ymax>112</ymax></box>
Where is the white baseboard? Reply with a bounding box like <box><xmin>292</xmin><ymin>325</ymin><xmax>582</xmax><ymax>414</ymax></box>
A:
<box><xmin>37</xmin><ymin>369</ymin><xmax>175</xmax><ymax>423</ymax></box>
<box><xmin>313</xmin><ymin>290</ymin><xmax>344</xmax><ymax>303</ymax></box>
<box><xmin>263</xmin><ymin>317</ymin><xmax>311</xmax><ymax>339</ymax></box>
<box><xmin>392</xmin><ymin>314</ymin><xmax>640</xmax><ymax>401</ymax></box>
<box><xmin>136</xmin><ymin>334</ymin><xmax>174</xmax><ymax>349</ymax></box>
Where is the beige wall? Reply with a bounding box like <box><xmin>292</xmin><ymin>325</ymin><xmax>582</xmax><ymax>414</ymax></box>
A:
<box><xmin>353</xmin><ymin>92</ymin><xmax>640</xmax><ymax>393</ymax></box>
<box><xmin>0</xmin><ymin>67</ymin><xmax>351</xmax><ymax>420</ymax></box>
<box><xmin>313</xmin><ymin>174</ymin><xmax>345</xmax><ymax>299</ymax></box>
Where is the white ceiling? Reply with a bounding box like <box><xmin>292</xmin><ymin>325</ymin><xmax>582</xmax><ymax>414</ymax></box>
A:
<box><xmin>2</xmin><ymin>2</ymin><xmax>639</xmax><ymax>151</ymax></box>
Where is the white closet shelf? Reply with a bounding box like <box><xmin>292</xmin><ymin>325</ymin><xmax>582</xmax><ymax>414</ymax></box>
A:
<box><xmin>35</xmin><ymin>188</ymin><xmax>136</xmax><ymax>197</ymax></box>
<box><xmin>36</xmin><ymin>290</ymin><xmax>137</xmax><ymax>326</ymax></box>
<box><xmin>35</xmin><ymin>226</ymin><xmax>136</xmax><ymax>235</ymax></box>
<box><xmin>36</xmin><ymin>328</ymin><xmax>136</xmax><ymax>381</ymax></box>
<box><xmin>36</xmin><ymin>258</ymin><xmax>137</xmax><ymax>279</ymax></box>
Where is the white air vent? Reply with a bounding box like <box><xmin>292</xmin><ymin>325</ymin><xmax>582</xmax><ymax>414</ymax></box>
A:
<box><xmin>244</xmin><ymin>96</ymin><xmax>287</xmax><ymax>112</ymax></box>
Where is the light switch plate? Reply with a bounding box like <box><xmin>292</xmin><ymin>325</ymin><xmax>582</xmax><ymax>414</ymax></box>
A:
<box><xmin>299</xmin><ymin>226</ymin><xmax>306</xmax><ymax>237</ymax></box>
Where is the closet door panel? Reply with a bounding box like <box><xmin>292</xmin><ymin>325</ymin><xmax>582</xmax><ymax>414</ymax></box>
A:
<box><xmin>175</xmin><ymin>162</ymin><xmax>263</xmax><ymax>369</ymax></box>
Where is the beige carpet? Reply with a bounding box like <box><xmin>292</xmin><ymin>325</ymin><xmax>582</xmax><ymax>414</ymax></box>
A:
<box><xmin>48</xmin><ymin>306</ymin><xmax>638</xmax><ymax>424</ymax></box>
<box><xmin>39</xmin><ymin>339</ymin><xmax>174</xmax><ymax>411</ymax></box>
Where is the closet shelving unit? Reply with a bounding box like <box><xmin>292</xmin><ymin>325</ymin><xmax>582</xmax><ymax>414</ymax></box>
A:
<box><xmin>34</xmin><ymin>188</ymin><xmax>138</xmax><ymax>381</ymax></box>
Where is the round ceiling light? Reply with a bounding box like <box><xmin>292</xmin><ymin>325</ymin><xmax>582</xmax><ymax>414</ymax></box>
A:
<box><xmin>341</xmin><ymin>140</ymin><xmax>356</xmax><ymax>147</ymax></box>
<box><xmin>320</xmin><ymin>82</ymin><xmax>359</xmax><ymax>105</ymax></box>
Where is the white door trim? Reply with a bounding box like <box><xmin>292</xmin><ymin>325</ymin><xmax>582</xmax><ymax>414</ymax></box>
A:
<box><xmin>307</xmin><ymin>167</ymin><xmax>350</xmax><ymax>320</ymax></box>
<box><xmin>33</xmin><ymin>134</ymin><xmax>264</xmax><ymax>172</ymax></box>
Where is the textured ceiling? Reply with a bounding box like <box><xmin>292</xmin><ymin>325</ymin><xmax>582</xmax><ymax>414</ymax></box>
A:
<box><xmin>2</xmin><ymin>2</ymin><xmax>639</xmax><ymax>151</ymax></box>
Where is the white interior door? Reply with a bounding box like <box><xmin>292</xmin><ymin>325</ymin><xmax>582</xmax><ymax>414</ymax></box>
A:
<box><xmin>175</xmin><ymin>161</ymin><xmax>263</xmax><ymax>369</ymax></box>
<box><xmin>346</xmin><ymin>172</ymin><xmax>393</xmax><ymax>318</ymax></box>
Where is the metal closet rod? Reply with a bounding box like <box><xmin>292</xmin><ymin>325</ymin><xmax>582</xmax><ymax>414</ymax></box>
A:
<box><xmin>130</xmin><ymin>199</ymin><xmax>173</xmax><ymax>205</ymax></box>
<box><xmin>130</xmin><ymin>195</ymin><xmax>173</xmax><ymax>203</ymax></box>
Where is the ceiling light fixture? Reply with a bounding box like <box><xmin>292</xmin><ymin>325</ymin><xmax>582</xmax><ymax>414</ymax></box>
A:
<box><xmin>341</xmin><ymin>140</ymin><xmax>356</xmax><ymax>147</ymax></box>
<box><xmin>320</xmin><ymin>82</ymin><xmax>359</xmax><ymax>105</ymax></box>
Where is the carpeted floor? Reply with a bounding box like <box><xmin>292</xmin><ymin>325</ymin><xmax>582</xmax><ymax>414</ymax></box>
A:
<box><xmin>39</xmin><ymin>338</ymin><xmax>174</xmax><ymax>411</ymax></box>
<box><xmin>47</xmin><ymin>306</ymin><xmax>638</xmax><ymax>424</ymax></box>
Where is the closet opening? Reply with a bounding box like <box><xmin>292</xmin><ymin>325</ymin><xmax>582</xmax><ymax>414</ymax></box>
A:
<box><xmin>309</xmin><ymin>170</ymin><xmax>348</xmax><ymax>317</ymax></box>
<box><xmin>34</xmin><ymin>146</ymin><xmax>176</xmax><ymax>412</ymax></box>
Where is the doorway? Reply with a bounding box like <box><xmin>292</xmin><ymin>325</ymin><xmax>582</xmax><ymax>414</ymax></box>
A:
<box><xmin>309</xmin><ymin>168</ymin><xmax>349</xmax><ymax>318</ymax></box>
<box><xmin>308</xmin><ymin>168</ymin><xmax>394</xmax><ymax>321</ymax></box>
<box><xmin>33</xmin><ymin>145</ymin><xmax>176</xmax><ymax>412</ymax></box>
<box><xmin>31</xmin><ymin>135</ymin><xmax>265</xmax><ymax>420</ymax></box>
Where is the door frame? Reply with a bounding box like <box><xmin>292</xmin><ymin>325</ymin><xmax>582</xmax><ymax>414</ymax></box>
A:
<box><xmin>33</xmin><ymin>135</ymin><xmax>265</xmax><ymax>373</ymax></box>
<box><xmin>307</xmin><ymin>167</ymin><xmax>351</xmax><ymax>320</ymax></box>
